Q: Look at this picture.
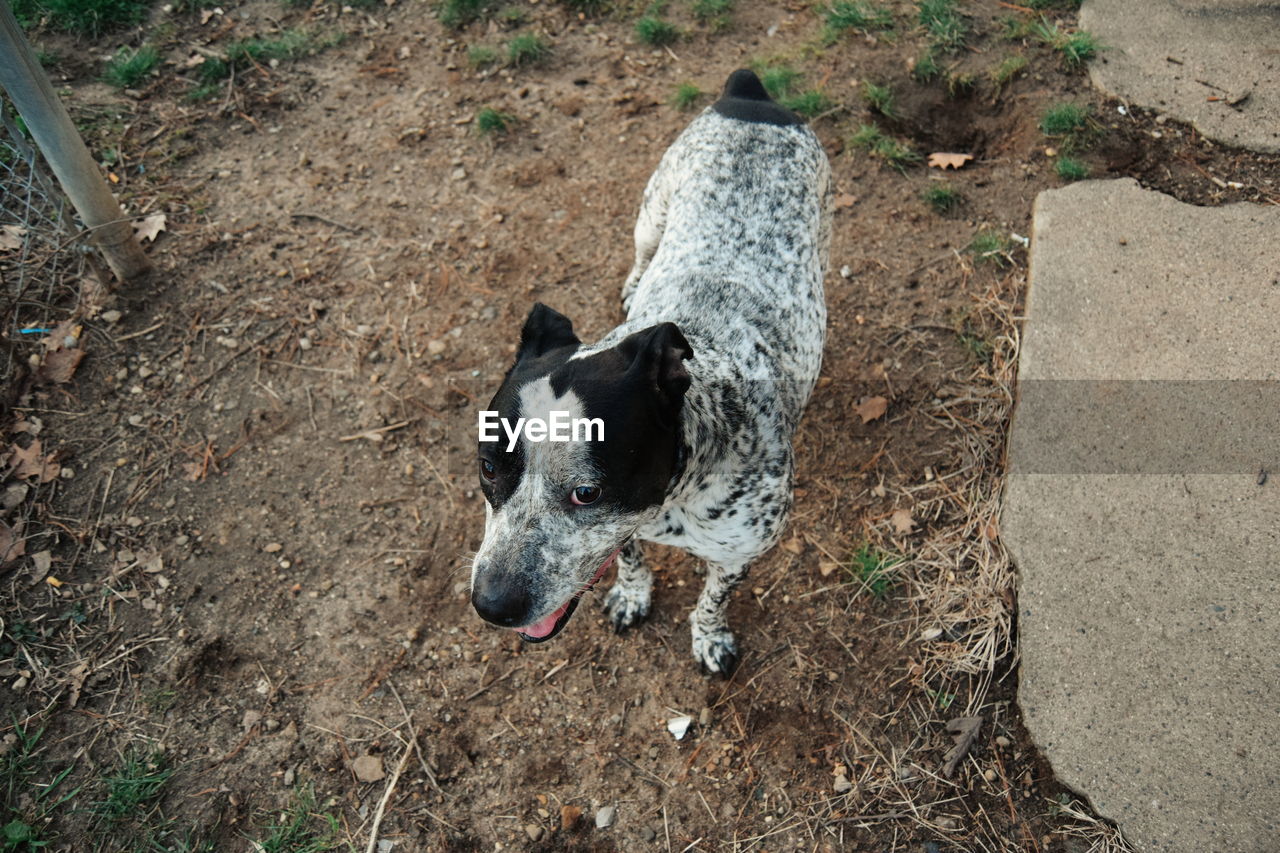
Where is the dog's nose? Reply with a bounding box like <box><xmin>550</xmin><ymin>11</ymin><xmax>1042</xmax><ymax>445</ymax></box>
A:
<box><xmin>471</xmin><ymin>572</ymin><xmax>531</xmax><ymax>627</ymax></box>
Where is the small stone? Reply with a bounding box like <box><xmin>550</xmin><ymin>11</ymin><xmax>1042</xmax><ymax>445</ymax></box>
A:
<box><xmin>283</xmin><ymin>766</ymin><xmax>295</xmax><ymax>786</ymax></box>
<box><xmin>983</xmin><ymin>768</ymin><xmax>997</xmax><ymax>782</ymax></box>
<box><xmin>115</xmin><ymin>367</ymin><xmax>128</xmax><ymax>381</ymax></box>
<box><xmin>298</xmin><ymin>336</ymin><xmax>312</xmax><ymax>350</ymax></box>
<box><xmin>595</xmin><ymin>805</ymin><xmax>616</xmax><ymax>828</ymax></box>
<box><xmin>995</xmin><ymin>735</ymin><xmax>1011</xmax><ymax>748</ymax></box>
<box><xmin>833</xmin><ymin>775</ymin><xmax>853</xmax><ymax>793</ymax></box>
<box><xmin>126</xmin><ymin>516</ymin><xmax>143</xmax><ymax>527</ymax></box>
<box><xmin>264</xmin><ymin>543</ymin><xmax>283</xmax><ymax>553</ymax></box>
<box><xmin>12</xmin><ymin>676</ymin><xmax>28</xmax><ymax>691</ymax></box>
<box><xmin>647</xmin><ymin>746</ymin><xmax>659</xmax><ymax>759</ymax></box>
<box><xmin>698</xmin><ymin>707</ymin><xmax>712</xmax><ymax>727</ymax></box>
<box><xmin>215</xmin><ymin>336</ymin><xmax>239</xmax><ymax>349</ymax></box>
<box><xmin>640</xmin><ymin>826</ymin><xmax>656</xmax><ymax>842</ymax></box>
<box><xmin>138</xmin><ymin>366</ymin><xmax>154</xmax><ymax>379</ymax></box>
<box><xmin>101</xmin><ymin>309</ymin><xmax>123</xmax><ymax>324</ymax></box>
<box><xmin>426</xmin><ymin>339</ymin><xmax>446</xmax><ymax>355</ymax></box>
<box><xmin>242</xmin><ymin>709</ymin><xmax>262</xmax><ymax>730</ymax></box>
<box><xmin>355</xmin><ymin>324</ymin><xmax>374</xmax><ymax>336</ymax></box>
<box><xmin>175</xmin><ymin>535</ymin><xmax>189</xmax><ymax>546</ymax></box>
<box><xmin>352</xmin><ymin>754</ymin><xmax>385</xmax><ymax>783</ymax></box>
<box><xmin>128</xmin><ymin>414</ymin><xmax>144</xmax><ymax>427</ymax></box>
<box><xmin>523</xmin><ymin>824</ymin><xmax>543</xmax><ymax>842</ymax></box>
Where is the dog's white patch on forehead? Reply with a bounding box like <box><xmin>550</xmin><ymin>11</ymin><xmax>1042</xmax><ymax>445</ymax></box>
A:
<box><xmin>516</xmin><ymin>378</ymin><xmax>597</xmax><ymax>482</ymax></box>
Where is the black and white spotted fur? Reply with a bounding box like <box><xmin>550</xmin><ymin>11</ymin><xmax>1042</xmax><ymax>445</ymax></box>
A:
<box><xmin>471</xmin><ymin>69</ymin><xmax>831</xmax><ymax>676</ymax></box>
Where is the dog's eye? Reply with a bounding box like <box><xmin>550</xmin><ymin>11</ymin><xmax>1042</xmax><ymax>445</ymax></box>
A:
<box><xmin>479</xmin><ymin>459</ymin><xmax>496</xmax><ymax>482</ymax></box>
<box><xmin>570</xmin><ymin>484</ymin><xmax>602</xmax><ymax>506</ymax></box>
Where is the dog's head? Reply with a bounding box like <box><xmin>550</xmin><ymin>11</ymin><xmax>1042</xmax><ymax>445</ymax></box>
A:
<box><xmin>471</xmin><ymin>303</ymin><xmax>693</xmax><ymax>642</ymax></box>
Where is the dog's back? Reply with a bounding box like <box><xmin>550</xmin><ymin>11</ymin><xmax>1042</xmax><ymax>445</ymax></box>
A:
<box><xmin>618</xmin><ymin>69</ymin><xmax>832</xmax><ymax>421</ymax></box>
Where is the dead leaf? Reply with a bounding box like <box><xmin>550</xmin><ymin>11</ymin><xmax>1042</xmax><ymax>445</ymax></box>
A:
<box><xmin>889</xmin><ymin>508</ymin><xmax>915</xmax><ymax>535</ymax></box>
<box><xmin>30</xmin><ymin>550</ymin><xmax>52</xmax><ymax>584</ymax></box>
<box><xmin>67</xmin><ymin>662</ymin><xmax>90</xmax><ymax>708</ymax></box>
<box><xmin>134</xmin><ymin>213</ymin><xmax>167</xmax><ymax>243</ymax></box>
<box><xmin>560</xmin><ymin>805</ymin><xmax>582</xmax><ymax>831</ymax></box>
<box><xmin>8</xmin><ymin>440</ymin><xmax>59</xmax><ymax>483</ymax></box>
<box><xmin>0</xmin><ymin>519</ymin><xmax>25</xmax><ymax>565</ymax></box>
<box><xmin>818</xmin><ymin>560</ymin><xmax>839</xmax><ymax>578</ymax></box>
<box><xmin>780</xmin><ymin>536</ymin><xmax>805</xmax><ymax>556</ymax></box>
<box><xmin>983</xmin><ymin>517</ymin><xmax>1000</xmax><ymax>540</ymax></box>
<box><xmin>927</xmin><ymin>152</ymin><xmax>973</xmax><ymax>170</ymax></box>
<box><xmin>352</xmin><ymin>754</ymin><xmax>385</xmax><ymax>783</ymax></box>
<box><xmin>0</xmin><ymin>224</ymin><xmax>25</xmax><ymax>251</ymax></box>
<box><xmin>854</xmin><ymin>395</ymin><xmax>889</xmax><ymax>424</ymax></box>
<box><xmin>35</xmin><ymin>347</ymin><xmax>85</xmax><ymax>384</ymax></box>
<box><xmin>941</xmin><ymin>715</ymin><xmax>983</xmax><ymax>777</ymax></box>
<box><xmin>833</xmin><ymin>192</ymin><xmax>857</xmax><ymax>210</ymax></box>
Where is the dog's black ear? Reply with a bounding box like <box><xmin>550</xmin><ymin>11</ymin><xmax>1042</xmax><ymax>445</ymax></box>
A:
<box><xmin>621</xmin><ymin>323</ymin><xmax>694</xmax><ymax>408</ymax></box>
<box><xmin>517</xmin><ymin>303</ymin><xmax>580</xmax><ymax>362</ymax></box>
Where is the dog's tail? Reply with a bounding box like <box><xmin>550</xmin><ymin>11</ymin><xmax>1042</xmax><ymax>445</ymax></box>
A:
<box><xmin>712</xmin><ymin>69</ymin><xmax>804</xmax><ymax>127</ymax></box>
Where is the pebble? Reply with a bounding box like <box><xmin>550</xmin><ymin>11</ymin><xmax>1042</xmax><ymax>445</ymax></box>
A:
<box><xmin>352</xmin><ymin>754</ymin><xmax>385</xmax><ymax>783</ymax></box>
<box><xmin>175</xmin><ymin>535</ymin><xmax>189</xmax><ymax>546</ymax></box>
<box><xmin>298</xmin><ymin>336</ymin><xmax>312</xmax><ymax>350</ymax></box>
<box><xmin>995</xmin><ymin>735</ymin><xmax>1011</xmax><ymax>748</ymax></box>
<box><xmin>115</xmin><ymin>367</ymin><xmax>128</xmax><ymax>381</ymax></box>
<box><xmin>355</xmin><ymin>324</ymin><xmax>374</xmax><ymax>336</ymax></box>
<box><xmin>698</xmin><ymin>707</ymin><xmax>712</xmax><ymax>727</ymax></box>
<box><xmin>12</xmin><ymin>676</ymin><xmax>28</xmax><ymax>691</ymax></box>
<box><xmin>523</xmin><ymin>824</ymin><xmax>543</xmax><ymax>842</ymax></box>
<box><xmin>138</xmin><ymin>366</ymin><xmax>154</xmax><ymax>379</ymax></box>
<box><xmin>595</xmin><ymin>805</ymin><xmax>616</xmax><ymax>828</ymax></box>
<box><xmin>215</xmin><ymin>336</ymin><xmax>239</xmax><ymax>349</ymax></box>
<box><xmin>983</xmin><ymin>768</ymin><xmax>997</xmax><ymax>782</ymax></box>
<box><xmin>242</xmin><ymin>709</ymin><xmax>262</xmax><ymax>730</ymax></box>
<box><xmin>283</xmin><ymin>766</ymin><xmax>295</xmax><ymax>786</ymax></box>
<box><xmin>640</xmin><ymin>826</ymin><xmax>656</xmax><ymax>842</ymax></box>
<box><xmin>426</xmin><ymin>339</ymin><xmax>446</xmax><ymax>355</ymax></box>
<box><xmin>559</xmin><ymin>805</ymin><xmax>581</xmax><ymax>830</ymax></box>
<box><xmin>264</xmin><ymin>543</ymin><xmax>283</xmax><ymax>553</ymax></box>
<box><xmin>833</xmin><ymin>775</ymin><xmax>853</xmax><ymax>793</ymax></box>
<box><xmin>126</xmin><ymin>516</ymin><xmax>143</xmax><ymax>527</ymax></box>
<box><xmin>101</xmin><ymin>309</ymin><xmax>123</xmax><ymax>324</ymax></box>
<box><xmin>128</xmin><ymin>415</ymin><xmax>144</xmax><ymax>427</ymax></box>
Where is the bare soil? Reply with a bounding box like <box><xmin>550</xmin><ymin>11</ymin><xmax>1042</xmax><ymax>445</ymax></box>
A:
<box><xmin>4</xmin><ymin>0</ymin><xmax>1278</xmax><ymax>850</ymax></box>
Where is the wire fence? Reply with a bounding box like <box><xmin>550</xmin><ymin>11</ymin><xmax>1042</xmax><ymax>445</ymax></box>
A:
<box><xmin>1</xmin><ymin>93</ymin><xmax>94</xmax><ymax>358</ymax></box>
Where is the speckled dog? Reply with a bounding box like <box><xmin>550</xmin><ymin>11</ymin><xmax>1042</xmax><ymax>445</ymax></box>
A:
<box><xmin>471</xmin><ymin>69</ymin><xmax>831</xmax><ymax>676</ymax></box>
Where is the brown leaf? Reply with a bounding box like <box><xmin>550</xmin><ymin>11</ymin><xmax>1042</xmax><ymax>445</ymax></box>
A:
<box><xmin>818</xmin><ymin>560</ymin><xmax>840</xmax><ymax>578</ymax></box>
<box><xmin>560</xmin><ymin>805</ymin><xmax>582</xmax><ymax>831</ymax></box>
<box><xmin>67</xmin><ymin>662</ymin><xmax>90</xmax><ymax>708</ymax></box>
<box><xmin>0</xmin><ymin>224</ymin><xmax>25</xmax><ymax>251</ymax></box>
<box><xmin>942</xmin><ymin>715</ymin><xmax>983</xmax><ymax>777</ymax></box>
<box><xmin>35</xmin><ymin>347</ymin><xmax>85</xmax><ymax>384</ymax></box>
<box><xmin>927</xmin><ymin>152</ymin><xmax>973</xmax><ymax>170</ymax></box>
<box><xmin>853</xmin><ymin>395</ymin><xmax>889</xmax><ymax>424</ymax></box>
<box><xmin>780</xmin><ymin>536</ymin><xmax>805</xmax><ymax>555</ymax></box>
<box><xmin>8</xmin><ymin>440</ymin><xmax>59</xmax><ymax>482</ymax></box>
<box><xmin>889</xmin><ymin>508</ymin><xmax>915</xmax><ymax>535</ymax></box>
<box><xmin>134</xmin><ymin>213</ymin><xmax>167</xmax><ymax>243</ymax></box>
<box><xmin>0</xmin><ymin>519</ymin><xmax>26</xmax><ymax>565</ymax></box>
<box><xmin>30</xmin><ymin>549</ymin><xmax>52</xmax><ymax>584</ymax></box>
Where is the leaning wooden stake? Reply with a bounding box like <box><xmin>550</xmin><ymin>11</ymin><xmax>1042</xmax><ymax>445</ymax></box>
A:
<box><xmin>0</xmin><ymin>2</ymin><xmax>152</xmax><ymax>283</ymax></box>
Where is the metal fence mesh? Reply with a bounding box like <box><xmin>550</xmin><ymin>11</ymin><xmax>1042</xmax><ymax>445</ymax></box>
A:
<box><xmin>1</xmin><ymin>93</ymin><xmax>90</xmax><ymax>347</ymax></box>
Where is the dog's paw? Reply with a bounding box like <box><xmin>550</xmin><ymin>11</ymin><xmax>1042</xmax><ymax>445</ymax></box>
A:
<box><xmin>601</xmin><ymin>584</ymin><xmax>651</xmax><ymax>633</ymax></box>
<box><xmin>691</xmin><ymin>628</ymin><xmax>739</xmax><ymax>679</ymax></box>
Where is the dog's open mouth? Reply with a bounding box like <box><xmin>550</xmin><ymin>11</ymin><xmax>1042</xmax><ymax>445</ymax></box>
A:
<box><xmin>516</xmin><ymin>549</ymin><xmax>620</xmax><ymax>643</ymax></box>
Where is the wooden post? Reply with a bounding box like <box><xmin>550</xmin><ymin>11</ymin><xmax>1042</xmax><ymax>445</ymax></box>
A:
<box><xmin>0</xmin><ymin>2</ymin><xmax>152</xmax><ymax>283</ymax></box>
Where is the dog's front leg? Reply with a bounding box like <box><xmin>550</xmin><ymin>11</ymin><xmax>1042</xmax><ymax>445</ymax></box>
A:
<box><xmin>689</xmin><ymin>560</ymin><xmax>749</xmax><ymax>677</ymax></box>
<box><xmin>601</xmin><ymin>540</ymin><xmax>652</xmax><ymax>632</ymax></box>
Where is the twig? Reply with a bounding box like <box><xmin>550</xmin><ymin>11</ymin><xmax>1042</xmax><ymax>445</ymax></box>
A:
<box><xmin>339</xmin><ymin>420</ymin><xmax>414</xmax><ymax>443</ymax></box>
<box><xmin>364</xmin><ymin>737</ymin><xmax>414</xmax><ymax>853</ymax></box>
<box><xmin>464</xmin><ymin>665</ymin><xmax>517</xmax><ymax>701</ymax></box>
<box><xmin>292</xmin><ymin>211</ymin><xmax>361</xmax><ymax>232</ymax></box>
<box><xmin>113</xmin><ymin>321</ymin><xmax>165</xmax><ymax>343</ymax></box>
<box><xmin>185</xmin><ymin>320</ymin><xmax>289</xmax><ymax>397</ymax></box>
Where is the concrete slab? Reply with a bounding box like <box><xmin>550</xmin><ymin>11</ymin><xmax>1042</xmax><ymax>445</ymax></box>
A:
<box><xmin>1079</xmin><ymin>0</ymin><xmax>1280</xmax><ymax>153</ymax></box>
<box><xmin>1004</xmin><ymin>179</ymin><xmax>1280</xmax><ymax>852</ymax></box>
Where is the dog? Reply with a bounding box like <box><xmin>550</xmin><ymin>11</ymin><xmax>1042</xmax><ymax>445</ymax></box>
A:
<box><xmin>470</xmin><ymin>69</ymin><xmax>831</xmax><ymax>676</ymax></box>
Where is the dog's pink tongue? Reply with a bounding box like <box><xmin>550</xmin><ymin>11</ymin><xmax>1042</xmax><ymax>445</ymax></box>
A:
<box><xmin>519</xmin><ymin>600</ymin><xmax>572</xmax><ymax>639</ymax></box>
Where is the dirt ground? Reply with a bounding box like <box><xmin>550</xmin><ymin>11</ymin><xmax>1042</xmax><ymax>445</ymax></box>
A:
<box><xmin>4</xmin><ymin>0</ymin><xmax>1279</xmax><ymax>850</ymax></box>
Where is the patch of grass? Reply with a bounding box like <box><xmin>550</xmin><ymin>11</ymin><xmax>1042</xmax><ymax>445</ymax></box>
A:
<box><xmin>91</xmin><ymin>750</ymin><xmax>171</xmax><ymax>825</ymax></box>
<box><xmin>9</xmin><ymin>0</ymin><xmax>151</xmax><ymax>36</ymax></box>
<box><xmin>475</xmin><ymin>107</ymin><xmax>515</xmax><ymax>135</ymax></box>
<box><xmin>1031</xmin><ymin>16</ymin><xmax>1100</xmax><ymax>68</ymax></box>
<box><xmin>496</xmin><ymin>4</ymin><xmax>525</xmax><ymax>26</ymax></box>
<box><xmin>506</xmin><ymin>32</ymin><xmax>550</xmax><ymax>66</ymax></box>
<box><xmin>670</xmin><ymin>81</ymin><xmax>703</xmax><ymax>110</ymax></box>
<box><xmin>824</xmin><ymin>0</ymin><xmax>892</xmax><ymax>38</ymax></box>
<box><xmin>561</xmin><ymin>0</ymin><xmax>606</xmax><ymax>14</ymax></box>
<box><xmin>990</xmin><ymin>53</ymin><xmax>1027</xmax><ymax>88</ymax></box>
<box><xmin>780</xmin><ymin>89</ymin><xmax>832</xmax><ymax>118</ymax></box>
<box><xmin>958</xmin><ymin>330</ymin><xmax>993</xmax><ymax>365</ymax></box>
<box><xmin>757</xmin><ymin>64</ymin><xmax>801</xmax><ymax>100</ymax></box>
<box><xmin>862</xmin><ymin>81</ymin><xmax>896</xmax><ymax>118</ymax></box>
<box><xmin>691</xmin><ymin>0</ymin><xmax>732</xmax><ymax>27</ymax></box>
<box><xmin>922</xmin><ymin>181</ymin><xmax>961</xmax><ymax>214</ymax></box>
<box><xmin>195</xmin><ymin>29</ymin><xmax>332</xmax><ymax>86</ymax></box>
<box><xmin>912</xmin><ymin>48</ymin><xmax>940</xmax><ymax>82</ymax></box>
<box><xmin>144</xmin><ymin>688</ymin><xmax>178</xmax><ymax>714</ymax></box>
<box><xmin>1039</xmin><ymin>101</ymin><xmax>1096</xmax><ymax>152</ymax></box>
<box><xmin>967</xmin><ymin>228</ymin><xmax>1015</xmax><ymax>267</ymax></box>
<box><xmin>2</xmin><ymin>719</ymin><xmax>78</xmax><ymax>852</ymax></box>
<box><xmin>1055</xmin><ymin>156</ymin><xmax>1089</xmax><ymax>181</ymax></box>
<box><xmin>847</xmin><ymin>543</ymin><xmax>900</xmax><ymax>598</ymax></box>
<box><xmin>251</xmin><ymin>784</ymin><xmax>342</xmax><ymax>853</ymax></box>
<box><xmin>850</xmin><ymin>123</ymin><xmax>920</xmax><ymax>173</ymax></box>
<box><xmin>998</xmin><ymin>13</ymin><xmax>1035</xmax><ymax>40</ymax></box>
<box><xmin>467</xmin><ymin>44</ymin><xmax>499</xmax><ymax>67</ymax></box>
<box><xmin>926</xmin><ymin>687</ymin><xmax>957</xmax><ymax>710</ymax></box>
<box><xmin>945</xmin><ymin>70</ymin><xmax>975</xmax><ymax>98</ymax></box>
<box><xmin>438</xmin><ymin>0</ymin><xmax>498</xmax><ymax>29</ymax></box>
<box><xmin>103</xmin><ymin>45</ymin><xmax>159</xmax><ymax>90</ymax></box>
<box><xmin>635</xmin><ymin>15</ymin><xmax>680</xmax><ymax>46</ymax></box>
<box><xmin>917</xmin><ymin>0</ymin><xmax>966</xmax><ymax>51</ymax></box>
